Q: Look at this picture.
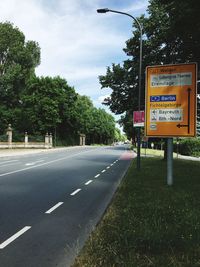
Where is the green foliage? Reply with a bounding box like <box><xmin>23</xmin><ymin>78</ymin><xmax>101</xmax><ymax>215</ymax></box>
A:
<box><xmin>87</xmin><ymin>108</ymin><xmax>116</xmax><ymax>145</ymax></box>
<box><xmin>99</xmin><ymin>0</ymin><xmax>200</xmax><ymax>137</ymax></box>
<box><xmin>0</xmin><ymin>22</ymin><xmax>40</xmax><ymax>132</ymax></box>
<box><xmin>114</xmin><ymin>128</ymin><xmax>126</xmax><ymax>142</ymax></box>
<box><xmin>177</xmin><ymin>138</ymin><xmax>200</xmax><ymax>157</ymax></box>
<box><xmin>20</xmin><ymin>75</ymin><xmax>77</xmax><ymax>134</ymax></box>
<box><xmin>0</xmin><ymin>21</ymin><xmax>119</xmax><ymax>145</ymax></box>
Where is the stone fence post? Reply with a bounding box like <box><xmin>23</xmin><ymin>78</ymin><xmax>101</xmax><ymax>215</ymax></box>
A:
<box><xmin>25</xmin><ymin>132</ymin><xmax>28</xmax><ymax>148</ymax></box>
<box><xmin>45</xmin><ymin>133</ymin><xmax>49</xmax><ymax>148</ymax></box>
<box><xmin>6</xmin><ymin>124</ymin><xmax>13</xmax><ymax>148</ymax></box>
<box><xmin>49</xmin><ymin>133</ymin><xmax>53</xmax><ymax>148</ymax></box>
<box><xmin>79</xmin><ymin>134</ymin><xmax>86</xmax><ymax>146</ymax></box>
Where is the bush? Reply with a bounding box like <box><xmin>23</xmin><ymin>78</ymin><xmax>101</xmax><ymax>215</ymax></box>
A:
<box><xmin>177</xmin><ymin>138</ymin><xmax>200</xmax><ymax>156</ymax></box>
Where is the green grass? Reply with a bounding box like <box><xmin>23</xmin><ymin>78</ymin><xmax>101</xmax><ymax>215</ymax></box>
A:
<box><xmin>73</xmin><ymin>158</ymin><xmax>200</xmax><ymax>267</ymax></box>
<box><xmin>140</xmin><ymin>148</ymin><xmax>179</xmax><ymax>158</ymax></box>
<box><xmin>141</xmin><ymin>148</ymin><xmax>164</xmax><ymax>157</ymax></box>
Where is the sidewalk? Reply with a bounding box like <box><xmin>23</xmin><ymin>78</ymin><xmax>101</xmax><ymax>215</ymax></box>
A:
<box><xmin>177</xmin><ymin>154</ymin><xmax>200</xmax><ymax>161</ymax></box>
<box><xmin>141</xmin><ymin>151</ymin><xmax>200</xmax><ymax>161</ymax></box>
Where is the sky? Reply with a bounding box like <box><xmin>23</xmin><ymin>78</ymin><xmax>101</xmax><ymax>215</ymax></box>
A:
<box><xmin>0</xmin><ymin>0</ymin><xmax>149</xmax><ymax>130</ymax></box>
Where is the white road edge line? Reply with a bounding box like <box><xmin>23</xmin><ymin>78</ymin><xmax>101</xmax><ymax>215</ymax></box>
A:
<box><xmin>70</xmin><ymin>188</ymin><xmax>81</xmax><ymax>196</ymax></box>
<box><xmin>94</xmin><ymin>174</ymin><xmax>100</xmax><ymax>178</ymax></box>
<box><xmin>0</xmin><ymin>149</ymin><xmax>97</xmax><ymax>178</ymax></box>
<box><xmin>0</xmin><ymin>226</ymin><xmax>31</xmax><ymax>249</ymax></box>
<box><xmin>0</xmin><ymin>160</ymin><xmax>19</xmax><ymax>165</ymax></box>
<box><xmin>0</xmin><ymin>162</ymin><xmax>20</xmax><ymax>168</ymax></box>
<box><xmin>85</xmin><ymin>180</ymin><xmax>93</xmax><ymax>185</ymax></box>
<box><xmin>45</xmin><ymin>202</ymin><xmax>64</xmax><ymax>214</ymax></box>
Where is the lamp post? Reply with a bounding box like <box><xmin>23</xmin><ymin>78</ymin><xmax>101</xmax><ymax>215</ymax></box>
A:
<box><xmin>97</xmin><ymin>8</ymin><xmax>143</xmax><ymax>170</ymax></box>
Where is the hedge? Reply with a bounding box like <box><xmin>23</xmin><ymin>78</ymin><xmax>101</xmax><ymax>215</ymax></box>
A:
<box><xmin>176</xmin><ymin>138</ymin><xmax>200</xmax><ymax>157</ymax></box>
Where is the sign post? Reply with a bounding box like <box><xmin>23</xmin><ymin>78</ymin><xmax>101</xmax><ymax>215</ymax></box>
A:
<box><xmin>167</xmin><ymin>138</ymin><xmax>173</xmax><ymax>186</ymax></box>
<box><xmin>145</xmin><ymin>63</ymin><xmax>197</xmax><ymax>185</ymax></box>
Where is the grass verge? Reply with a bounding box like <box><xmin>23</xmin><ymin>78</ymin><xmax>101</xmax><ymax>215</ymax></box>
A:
<box><xmin>73</xmin><ymin>157</ymin><xmax>200</xmax><ymax>267</ymax></box>
<box><xmin>140</xmin><ymin>148</ymin><xmax>164</xmax><ymax>157</ymax></box>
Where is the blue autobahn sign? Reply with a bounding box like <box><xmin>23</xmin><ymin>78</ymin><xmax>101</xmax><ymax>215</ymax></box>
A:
<box><xmin>150</xmin><ymin>95</ymin><xmax>176</xmax><ymax>102</ymax></box>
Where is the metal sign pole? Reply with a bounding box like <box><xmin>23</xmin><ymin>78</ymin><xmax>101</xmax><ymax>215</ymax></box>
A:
<box><xmin>167</xmin><ymin>138</ymin><xmax>173</xmax><ymax>186</ymax></box>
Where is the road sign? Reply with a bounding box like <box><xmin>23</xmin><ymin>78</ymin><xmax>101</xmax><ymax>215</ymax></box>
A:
<box><xmin>145</xmin><ymin>63</ymin><xmax>197</xmax><ymax>137</ymax></box>
<box><xmin>133</xmin><ymin>111</ymin><xmax>144</xmax><ymax>127</ymax></box>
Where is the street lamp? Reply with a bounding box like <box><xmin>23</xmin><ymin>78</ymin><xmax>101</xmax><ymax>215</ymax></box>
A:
<box><xmin>97</xmin><ymin>8</ymin><xmax>143</xmax><ymax>170</ymax></box>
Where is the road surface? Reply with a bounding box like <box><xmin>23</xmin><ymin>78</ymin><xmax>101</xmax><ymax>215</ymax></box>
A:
<box><xmin>0</xmin><ymin>145</ymin><xmax>134</xmax><ymax>267</ymax></box>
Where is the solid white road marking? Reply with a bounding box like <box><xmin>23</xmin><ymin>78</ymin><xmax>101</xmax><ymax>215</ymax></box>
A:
<box><xmin>0</xmin><ymin>226</ymin><xmax>31</xmax><ymax>249</ymax></box>
<box><xmin>94</xmin><ymin>174</ymin><xmax>100</xmax><ymax>178</ymax></box>
<box><xmin>0</xmin><ymin>160</ymin><xmax>19</xmax><ymax>165</ymax></box>
<box><xmin>85</xmin><ymin>180</ymin><xmax>93</xmax><ymax>185</ymax></box>
<box><xmin>0</xmin><ymin>149</ymin><xmax>96</xmax><ymax>178</ymax></box>
<box><xmin>0</xmin><ymin>162</ymin><xmax>20</xmax><ymax>168</ymax></box>
<box><xmin>45</xmin><ymin>202</ymin><xmax>64</xmax><ymax>214</ymax></box>
<box><xmin>70</xmin><ymin>189</ymin><xmax>81</xmax><ymax>196</ymax></box>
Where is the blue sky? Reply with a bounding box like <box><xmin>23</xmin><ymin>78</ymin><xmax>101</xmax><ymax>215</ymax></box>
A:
<box><xmin>0</xmin><ymin>0</ymin><xmax>149</xmax><ymax>129</ymax></box>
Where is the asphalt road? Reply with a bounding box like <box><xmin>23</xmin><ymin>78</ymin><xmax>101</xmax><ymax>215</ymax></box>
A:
<box><xmin>0</xmin><ymin>145</ymin><xmax>134</xmax><ymax>267</ymax></box>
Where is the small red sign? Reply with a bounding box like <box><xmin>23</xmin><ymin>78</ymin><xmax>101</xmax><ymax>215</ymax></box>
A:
<box><xmin>133</xmin><ymin>111</ymin><xmax>145</xmax><ymax>127</ymax></box>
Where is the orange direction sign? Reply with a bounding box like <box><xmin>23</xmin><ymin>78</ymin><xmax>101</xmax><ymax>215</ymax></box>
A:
<box><xmin>145</xmin><ymin>63</ymin><xmax>197</xmax><ymax>137</ymax></box>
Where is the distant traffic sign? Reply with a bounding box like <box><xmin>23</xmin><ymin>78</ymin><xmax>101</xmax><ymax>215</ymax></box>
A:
<box><xmin>145</xmin><ymin>63</ymin><xmax>197</xmax><ymax>137</ymax></box>
<box><xmin>133</xmin><ymin>111</ymin><xmax>144</xmax><ymax>127</ymax></box>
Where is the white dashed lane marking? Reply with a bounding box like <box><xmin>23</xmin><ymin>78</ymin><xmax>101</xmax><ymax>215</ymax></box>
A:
<box><xmin>0</xmin><ymin>226</ymin><xmax>31</xmax><ymax>249</ymax></box>
<box><xmin>0</xmin><ymin>154</ymin><xmax>123</xmax><ymax>250</ymax></box>
<box><xmin>85</xmin><ymin>180</ymin><xmax>93</xmax><ymax>185</ymax></box>
<box><xmin>70</xmin><ymin>189</ymin><xmax>82</xmax><ymax>196</ymax></box>
<box><xmin>45</xmin><ymin>202</ymin><xmax>64</xmax><ymax>214</ymax></box>
<box><xmin>25</xmin><ymin>160</ymin><xmax>45</xmax><ymax>166</ymax></box>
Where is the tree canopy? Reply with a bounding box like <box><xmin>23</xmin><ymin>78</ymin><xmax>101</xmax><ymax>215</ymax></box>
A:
<box><xmin>0</xmin><ymin>22</ymin><xmax>119</xmax><ymax>145</ymax></box>
<box><xmin>99</xmin><ymin>0</ymin><xmax>200</xmax><ymax>138</ymax></box>
<box><xmin>0</xmin><ymin>22</ymin><xmax>40</xmax><ymax>131</ymax></box>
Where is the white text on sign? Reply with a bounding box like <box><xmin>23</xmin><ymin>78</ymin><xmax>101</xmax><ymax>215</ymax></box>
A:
<box><xmin>150</xmin><ymin>72</ymin><xmax>192</xmax><ymax>87</ymax></box>
<box><xmin>150</xmin><ymin>109</ymin><xmax>183</xmax><ymax>122</ymax></box>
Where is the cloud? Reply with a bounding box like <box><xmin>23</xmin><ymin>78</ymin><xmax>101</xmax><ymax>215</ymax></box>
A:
<box><xmin>0</xmin><ymin>0</ymin><xmax>148</xmax><ymax>127</ymax></box>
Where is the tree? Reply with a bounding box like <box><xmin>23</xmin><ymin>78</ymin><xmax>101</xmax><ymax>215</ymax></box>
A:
<box><xmin>20</xmin><ymin>76</ymin><xmax>77</xmax><ymax>136</ymax></box>
<box><xmin>88</xmin><ymin>108</ymin><xmax>115</xmax><ymax>144</ymax></box>
<box><xmin>99</xmin><ymin>0</ymin><xmax>200</xmax><ymax>137</ymax></box>
<box><xmin>72</xmin><ymin>95</ymin><xmax>94</xmax><ymax>135</ymax></box>
<box><xmin>0</xmin><ymin>21</ymin><xmax>117</xmax><ymax>145</ymax></box>
<box><xmin>0</xmin><ymin>22</ymin><xmax>40</xmax><ymax>132</ymax></box>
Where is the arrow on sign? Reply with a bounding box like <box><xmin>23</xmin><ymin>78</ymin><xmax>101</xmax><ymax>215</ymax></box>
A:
<box><xmin>176</xmin><ymin>124</ymin><xmax>189</xmax><ymax>128</ymax></box>
<box><xmin>176</xmin><ymin>88</ymin><xmax>191</xmax><ymax>133</ymax></box>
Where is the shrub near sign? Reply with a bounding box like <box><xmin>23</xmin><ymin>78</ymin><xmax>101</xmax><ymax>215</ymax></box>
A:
<box><xmin>145</xmin><ymin>63</ymin><xmax>197</xmax><ymax>137</ymax></box>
